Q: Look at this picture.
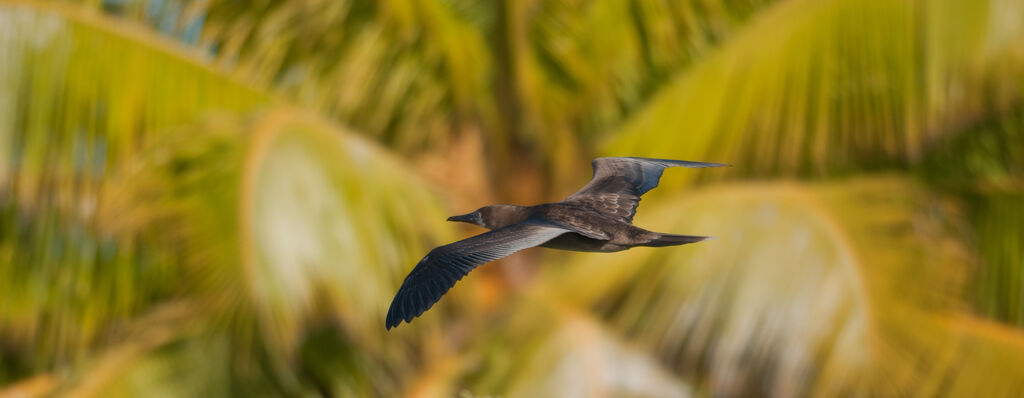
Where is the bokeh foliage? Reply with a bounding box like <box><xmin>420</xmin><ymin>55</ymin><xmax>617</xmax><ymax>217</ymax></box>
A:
<box><xmin>3</xmin><ymin>0</ymin><xmax>1024</xmax><ymax>397</ymax></box>
<box><xmin>0</xmin><ymin>0</ymin><xmax>263</xmax><ymax>373</ymax></box>
<box><xmin>604</xmin><ymin>0</ymin><xmax>1024</xmax><ymax>177</ymax></box>
<box><xmin>548</xmin><ymin>178</ymin><xmax>1024</xmax><ymax>396</ymax></box>
<box><xmin>1</xmin><ymin>3</ymin><xmax>456</xmax><ymax>396</ymax></box>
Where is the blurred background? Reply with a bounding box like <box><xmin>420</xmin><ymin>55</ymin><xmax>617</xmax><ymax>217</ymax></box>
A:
<box><xmin>1</xmin><ymin>0</ymin><xmax>1024</xmax><ymax>396</ymax></box>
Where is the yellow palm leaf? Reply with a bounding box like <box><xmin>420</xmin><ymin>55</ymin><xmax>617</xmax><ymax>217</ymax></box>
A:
<box><xmin>541</xmin><ymin>177</ymin><xmax>1024</xmax><ymax>396</ymax></box>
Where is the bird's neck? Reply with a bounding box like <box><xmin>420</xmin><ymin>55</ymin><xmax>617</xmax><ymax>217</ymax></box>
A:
<box><xmin>484</xmin><ymin>205</ymin><xmax>531</xmax><ymax>229</ymax></box>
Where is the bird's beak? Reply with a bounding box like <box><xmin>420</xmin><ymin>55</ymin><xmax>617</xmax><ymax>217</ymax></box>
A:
<box><xmin>447</xmin><ymin>212</ymin><xmax>479</xmax><ymax>224</ymax></box>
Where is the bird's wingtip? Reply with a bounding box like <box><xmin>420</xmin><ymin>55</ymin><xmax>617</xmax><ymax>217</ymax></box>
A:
<box><xmin>597</xmin><ymin>156</ymin><xmax>731</xmax><ymax>168</ymax></box>
<box><xmin>385</xmin><ymin>301</ymin><xmax>401</xmax><ymax>330</ymax></box>
<box><xmin>662</xmin><ymin>158</ymin><xmax>731</xmax><ymax>168</ymax></box>
<box><xmin>386</xmin><ymin>314</ymin><xmax>407</xmax><ymax>330</ymax></box>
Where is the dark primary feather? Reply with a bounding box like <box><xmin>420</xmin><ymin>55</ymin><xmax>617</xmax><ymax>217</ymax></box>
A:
<box><xmin>566</xmin><ymin>157</ymin><xmax>728</xmax><ymax>223</ymax></box>
<box><xmin>385</xmin><ymin>222</ymin><xmax>568</xmax><ymax>329</ymax></box>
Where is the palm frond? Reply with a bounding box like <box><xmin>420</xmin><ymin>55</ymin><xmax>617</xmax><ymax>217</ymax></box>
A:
<box><xmin>462</xmin><ymin>300</ymin><xmax>695</xmax><ymax>398</ymax></box>
<box><xmin>917</xmin><ymin>106</ymin><xmax>1024</xmax><ymax>326</ymax></box>
<box><xmin>919</xmin><ymin>108</ymin><xmax>1024</xmax><ymax>193</ymax></box>
<box><xmin>965</xmin><ymin>195</ymin><xmax>1024</xmax><ymax>327</ymax></box>
<box><xmin>85</xmin><ymin>0</ymin><xmax>781</xmax><ymax>189</ymax></box>
<box><xmin>516</xmin><ymin>0</ymin><xmax>778</xmax><ymax>142</ymax></box>
<box><xmin>602</xmin><ymin>0</ymin><xmax>1024</xmax><ymax>182</ymax></box>
<box><xmin>195</xmin><ymin>0</ymin><xmax>491</xmax><ymax>152</ymax></box>
<box><xmin>543</xmin><ymin>177</ymin><xmax>1024</xmax><ymax>396</ymax></box>
<box><xmin>486</xmin><ymin>0</ymin><xmax>779</xmax><ymax>191</ymax></box>
<box><xmin>67</xmin><ymin>108</ymin><xmax>462</xmax><ymax>396</ymax></box>
<box><xmin>0</xmin><ymin>3</ymin><xmax>459</xmax><ymax>394</ymax></box>
<box><xmin>0</xmin><ymin>1</ymin><xmax>265</xmax><ymax>375</ymax></box>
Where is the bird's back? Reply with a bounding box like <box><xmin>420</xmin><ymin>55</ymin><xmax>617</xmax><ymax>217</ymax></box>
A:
<box><xmin>529</xmin><ymin>203</ymin><xmax>626</xmax><ymax>234</ymax></box>
<box><xmin>531</xmin><ymin>203</ymin><xmax>648</xmax><ymax>252</ymax></box>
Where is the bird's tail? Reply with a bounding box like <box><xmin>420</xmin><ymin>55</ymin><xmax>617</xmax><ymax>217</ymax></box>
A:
<box><xmin>641</xmin><ymin>233</ymin><xmax>713</xmax><ymax>247</ymax></box>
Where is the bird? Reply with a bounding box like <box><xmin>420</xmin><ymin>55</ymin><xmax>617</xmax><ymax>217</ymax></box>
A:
<box><xmin>385</xmin><ymin>156</ymin><xmax>728</xmax><ymax>329</ymax></box>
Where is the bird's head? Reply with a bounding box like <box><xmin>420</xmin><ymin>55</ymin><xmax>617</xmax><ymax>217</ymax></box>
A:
<box><xmin>447</xmin><ymin>205</ymin><xmax>527</xmax><ymax>229</ymax></box>
<box><xmin>447</xmin><ymin>209</ymin><xmax>486</xmax><ymax>227</ymax></box>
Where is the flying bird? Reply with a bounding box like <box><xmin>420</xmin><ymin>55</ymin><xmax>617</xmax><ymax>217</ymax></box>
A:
<box><xmin>385</xmin><ymin>157</ymin><xmax>727</xmax><ymax>329</ymax></box>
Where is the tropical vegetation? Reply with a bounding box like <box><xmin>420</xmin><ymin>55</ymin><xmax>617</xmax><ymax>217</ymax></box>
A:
<box><xmin>1</xmin><ymin>0</ymin><xmax>1023</xmax><ymax>396</ymax></box>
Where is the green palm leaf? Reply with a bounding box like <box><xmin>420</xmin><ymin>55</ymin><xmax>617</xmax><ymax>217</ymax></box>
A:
<box><xmin>0</xmin><ymin>1</ymin><xmax>265</xmax><ymax>373</ymax></box>
<box><xmin>60</xmin><ymin>110</ymin><xmax>458</xmax><ymax>397</ymax></box>
<box><xmin>97</xmin><ymin>0</ymin><xmax>781</xmax><ymax>192</ymax></box>
<box><xmin>602</xmin><ymin>0</ymin><xmax>1024</xmax><ymax>180</ymax></box>
<box><xmin>542</xmin><ymin>177</ymin><xmax>1024</xmax><ymax>396</ymax></box>
<box><xmin>194</xmin><ymin>0</ymin><xmax>491</xmax><ymax>153</ymax></box>
<box><xmin>965</xmin><ymin>195</ymin><xmax>1024</xmax><ymax>326</ymax></box>
<box><xmin>465</xmin><ymin>306</ymin><xmax>695</xmax><ymax>398</ymax></box>
<box><xmin>0</xmin><ymin>3</ymin><xmax>458</xmax><ymax>395</ymax></box>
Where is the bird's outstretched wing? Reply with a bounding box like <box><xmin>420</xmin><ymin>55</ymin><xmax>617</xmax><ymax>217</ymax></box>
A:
<box><xmin>566</xmin><ymin>157</ymin><xmax>727</xmax><ymax>223</ymax></box>
<box><xmin>386</xmin><ymin>222</ymin><xmax>569</xmax><ymax>329</ymax></box>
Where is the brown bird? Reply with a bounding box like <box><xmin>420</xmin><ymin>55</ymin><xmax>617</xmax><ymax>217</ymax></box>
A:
<box><xmin>385</xmin><ymin>157</ymin><xmax>727</xmax><ymax>329</ymax></box>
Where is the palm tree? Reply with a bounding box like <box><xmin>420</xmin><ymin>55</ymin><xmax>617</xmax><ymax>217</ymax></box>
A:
<box><xmin>2</xmin><ymin>0</ymin><xmax>1023</xmax><ymax>397</ymax></box>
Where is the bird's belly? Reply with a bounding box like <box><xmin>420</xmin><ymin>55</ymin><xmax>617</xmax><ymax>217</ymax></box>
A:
<box><xmin>540</xmin><ymin>233</ymin><xmax>628</xmax><ymax>253</ymax></box>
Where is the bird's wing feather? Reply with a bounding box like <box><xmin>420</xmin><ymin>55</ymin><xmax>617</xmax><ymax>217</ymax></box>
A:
<box><xmin>385</xmin><ymin>222</ymin><xmax>569</xmax><ymax>329</ymax></box>
<box><xmin>565</xmin><ymin>157</ymin><xmax>727</xmax><ymax>223</ymax></box>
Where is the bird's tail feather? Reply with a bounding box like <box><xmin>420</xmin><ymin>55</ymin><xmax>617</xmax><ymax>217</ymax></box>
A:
<box><xmin>642</xmin><ymin>233</ymin><xmax>713</xmax><ymax>247</ymax></box>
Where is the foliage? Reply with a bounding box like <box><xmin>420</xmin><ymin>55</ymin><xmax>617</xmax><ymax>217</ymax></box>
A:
<box><xmin>68</xmin><ymin>0</ymin><xmax>778</xmax><ymax>191</ymax></box>
<box><xmin>603</xmin><ymin>0</ymin><xmax>1024</xmax><ymax>180</ymax></box>
<box><xmin>3</xmin><ymin>0</ymin><xmax>1024</xmax><ymax>397</ymax></box>
<box><xmin>70</xmin><ymin>110</ymin><xmax>459</xmax><ymax>397</ymax></box>
<box><xmin>196</xmin><ymin>0</ymin><xmax>491</xmax><ymax>153</ymax></box>
<box><xmin>0</xmin><ymin>0</ymin><xmax>264</xmax><ymax>373</ymax></box>
<box><xmin>545</xmin><ymin>178</ymin><xmax>1024</xmax><ymax>395</ymax></box>
<box><xmin>1</xmin><ymin>3</ymin><xmax>456</xmax><ymax>395</ymax></box>
<box><xmin>965</xmin><ymin>195</ymin><xmax>1024</xmax><ymax>326</ymax></box>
